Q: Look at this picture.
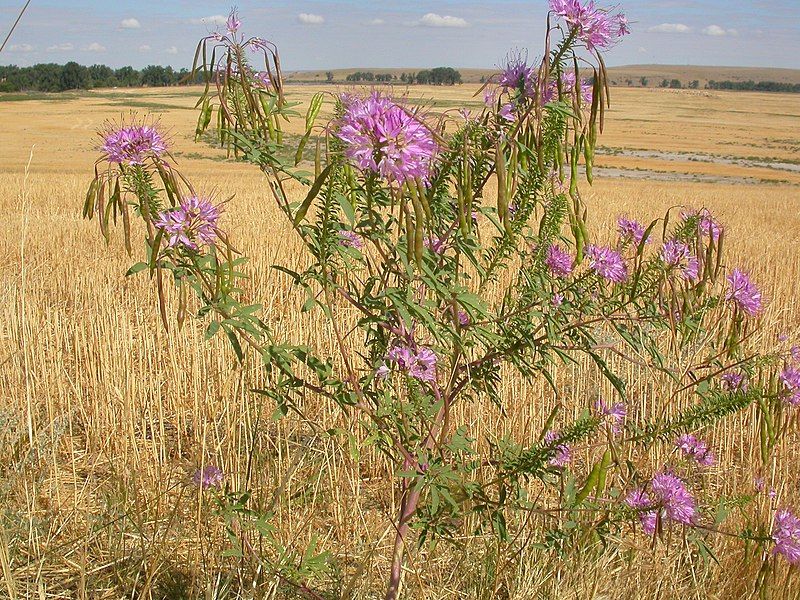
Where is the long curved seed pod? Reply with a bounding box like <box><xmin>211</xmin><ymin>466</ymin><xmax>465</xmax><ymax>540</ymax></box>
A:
<box><xmin>496</xmin><ymin>140</ymin><xmax>508</xmax><ymax>230</ymax></box>
<box><xmin>412</xmin><ymin>193</ymin><xmax>425</xmax><ymax>266</ymax></box>
<box><xmin>403</xmin><ymin>199</ymin><xmax>414</xmax><ymax>266</ymax></box>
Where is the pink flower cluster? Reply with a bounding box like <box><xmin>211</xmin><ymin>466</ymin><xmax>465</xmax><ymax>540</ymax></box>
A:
<box><xmin>544</xmin><ymin>430</ymin><xmax>572</xmax><ymax>468</ymax></box>
<box><xmin>386</xmin><ymin>342</ymin><xmax>438</xmax><ymax>383</ymax></box>
<box><xmin>339</xmin><ymin>229</ymin><xmax>364</xmax><ymax>250</ymax></box>
<box><xmin>779</xmin><ymin>365</ymin><xmax>800</xmax><ymax>406</ymax></box>
<box><xmin>682</xmin><ymin>208</ymin><xmax>722</xmax><ymax>242</ymax></box>
<box><xmin>585</xmin><ymin>245</ymin><xmax>628</xmax><ymax>282</ymax></box>
<box><xmin>725</xmin><ymin>268</ymin><xmax>763</xmax><ymax>317</ymax></box>
<box><xmin>661</xmin><ymin>240</ymin><xmax>700</xmax><ymax>282</ymax></box>
<box><xmin>101</xmin><ymin>124</ymin><xmax>167</xmax><ymax>166</ymax></box>
<box><xmin>498</xmin><ymin>56</ymin><xmax>537</xmax><ymax>99</ymax></box>
<box><xmin>773</xmin><ymin>509</ymin><xmax>800</xmax><ymax>565</ymax></box>
<box><xmin>721</xmin><ymin>371</ymin><xmax>747</xmax><ymax>392</ymax></box>
<box><xmin>675</xmin><ymin>434</ymin><xmax>715</xmax><ymax>466</ymax></box>
<box><xmin>596</xmin><ymin>399</ymin><xmax>626</xmax><ymax>434</ymax></box>
<box><xmin>192</xmin><ymin>465</ymin><xmax>224</xmax><ymax>490</ymax></box>
<box><xmin>626</xmin><ymin>471</ymin><xmax>697</xmax><ymax>534</ymax></box>
<box><xmin>336</xmin><ymin>93</ymin><xmax>438</xmax><ymax>185</ymax></box>
<box><xmin>617</xmin><ymin>217</ymin><xmax>648</xmax><ymax>246</ymax></box>
<box><xmin>549</xmin><ymin>0</ymin><xmax>629</xmax><ymax>51</ymax></box>
<box><xmin>546</xmin><ymin>244</ymin><xmax>574</xmax><ymax>278</ymax></box>
<box><xmin>154</xmin><ymin>196</ymin><xmax>222</xmax><ymax>251</ymax></box>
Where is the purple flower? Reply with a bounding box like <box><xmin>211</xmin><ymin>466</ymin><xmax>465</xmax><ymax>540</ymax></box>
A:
<box><xmin>498</xmin><ymin>55</ymin><xmax>537</xmax><ymax>99</ymax></box>
<box><xmin>772</xmin><ymin>509</ymin><xmax>800</xmax><ymax>565</ymax></box>
<box><xmin>546</xmin><ymin>244</ymin><xmax>574</xmax><ymax>278</ymax></box>
<box><xmin>457</xmin><ymin>310</ymin><xmax>470</xmax><ymax>327</ymax></box>
<box><xmin>249</xmin><ymin>37</ymin><xmax>269</xmax><ymax>52</ymax></box>
<box><xmin>675</xmin><ymin>434</ymin><xmax>715</xmax><ymax>466</ymax></box>
<box><xmin>101</xmin><ymin>124</ymin><xmax>167</xmax><ymax>166</ymax></box>
<box><xmin>682</xmin><ymin>208</ymin><xmax>722</xmax><ymax>242</ymax></box>
<box><xmin>498</xmin><ymin>103</ymin><xmax>515</xmax><ymax>121</ymax></box>
<box><xmin>424</xmin><ymin>234</ymin><xmax>448</xmax><ymax>254</ymax></box>
<box><xmin>252</xmin><ymin>71</ymin><xmax>271</xmax><ymax>89</ymax></box>
<box><xmin>596</xmin><ymin>399</ymin><xmax>626</xmax><ymax>434</ymax></box>
<box><xmin>153</xmin><ymin>196</ymin><xmax>222</xmax><ymax>251</ymax></box>
<box><xmin>721</xmin><ymin>371</ymin><xmax>748</xmax><ymax>393</ymax></box>
<box><xmin>793</xmin><ymin>346</ymin><xmax>800</xmax><ymax>363</ymax></box>
<box><xmin>661</xmin><ymin>240</ymin><xmax>700</xmax><ymax>282</ymax></box>
<box><xmin>336</xmin><ymin>93</ymin><xmax>438</xmax><ymax>185</ymax></box>
<box><xmin>386</xmin><ymin>342</ymin><xmax>438</xmax><ymax>383</ymax></box>
<box><xmin>375</xmin><ymin>363</ymin><xmax>390</xmax><ymax>379</ymax></box>
<box><xmin>226</xmin><ymin>9</ymin><xmax>241</xmax><ymax>34</ymax></box>
<box><xmin>544</xmin><ymin>431</ymin><xmax>572</xmax><ymax>468</ymax></box>
<box><xmin>585</xmin><ymin>245</ymin><xmax>628</xmax><ymax>283</ymax></box>
<box><xmin>755</xmin><ymin>477</ymin><xmax>778</xmax><ymax>500</ymax></box>
<box><xmin>651</xmin><ymin>471</ymin><xmax>697</xmax><ymax>526</ymax></box>
<box><xmin>627</xmin><ymin>471</ymin><xmax>697</xmax><ymax>534</ymax></box>
<box><xmin>339</xmin><ymin>229</ymin><xmax>364</xmax><ymax>250</ymax></box>
<box><xmin>725</xmin><ymin>268</ymin><xmax>763</xmax><ymax>317</ymax></box>
<box><xmin>625</xmin><ymin>489</ymin><xmax>658</xmax><ymax>534</ymax></box>
<box><xmin>560</xmin><ymin>71</ymin><xmax>594</xmax><ymax>104</ymax></box>
<box><xmin>192</xmin><ymin>465</ymin><xmax>224</xmax><ymax>490</ymax></box>
<box><xmin>779</xmin><ymin>365</ymin><xmax>800</xmax><ymax>406</ymax></box>
<box><xmin>549</xmin><ymin>0</ymin><xmax>629</xmax><ymax>51</ymax></box>
<box><xmin>551</xmin><ymin>292</ymin><xmax>564</xmax><ymax>307</ymax></box>
<box><xmin>617</xmin><ymin>217</ymin><xmax>648</xmax><ymax>246</ymax></box>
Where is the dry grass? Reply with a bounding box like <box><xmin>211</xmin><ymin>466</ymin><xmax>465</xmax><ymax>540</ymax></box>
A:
<box><xmin>1</xmin><ymin>85</ymin><xmax>800</xmax><ymax>599</ymax></box>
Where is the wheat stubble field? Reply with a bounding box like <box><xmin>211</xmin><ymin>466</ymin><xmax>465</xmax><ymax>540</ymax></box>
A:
<box><xmin>1</xmin><ymin>84</ymin><xmax>800</xmax><ymax>599</ymax></box>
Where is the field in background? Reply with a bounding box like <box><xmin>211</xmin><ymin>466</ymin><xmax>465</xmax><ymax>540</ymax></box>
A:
<box><xmin>1</xmin><ymin>84</ymin><xmax>800</xmax><ymax>598</ymax></box>
<box><xmin>285</xmin><ymin>65</ymin><xmax>800</xmax><ymax>87</ymax></box>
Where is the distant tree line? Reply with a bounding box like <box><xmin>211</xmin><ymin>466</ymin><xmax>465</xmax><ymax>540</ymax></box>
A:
<box><xmin>0</xmin><ymin>63</ymin><xmax>203</xmax><ymax>93</ymax></box>
<box><xmin>652</xmin><ymin>77</ymin><xmax>800</xmax><ymax>93</ymax></box>
<box><xmin>706</xmin><ymin>80</ymin><xmax>800</xmax><ymax>93</ymax></box>
<box><xmin>344</xmin><ymin>67</ymin><xmax>462</xmax><ymax>86</ymax></box>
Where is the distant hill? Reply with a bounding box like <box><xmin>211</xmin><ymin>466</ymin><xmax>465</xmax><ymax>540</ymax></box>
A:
<box><xmin>284</xmin><ymin>65</ymin><xmax>800</xmax><ymax>88</ymax></box>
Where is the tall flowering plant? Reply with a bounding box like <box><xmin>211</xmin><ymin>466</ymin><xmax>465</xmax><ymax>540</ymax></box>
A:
<box><xmin>83</xmin><ymin>3</ymin><xmax>800</xmax><ymax>597</ymax></box>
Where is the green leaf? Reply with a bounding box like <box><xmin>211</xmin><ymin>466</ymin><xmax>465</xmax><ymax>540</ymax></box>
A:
<box><xmin>336</xmin><ymin>192</ymin><xmax>356</xmax><ymax>226</ymax></box>
<box><xmin>224</xmin><ymin>326</ymin><xmax>244</xmax><ymax>362</ymax></box>
<box><xmin>125</xmin><ymin>262</ymin><xmax>148</xmax><ymax>276</ymax></box>
<box><xmin>205</xmin><ymin>321</ymin><xmax>220</xmax><ymax>340</ymax></box>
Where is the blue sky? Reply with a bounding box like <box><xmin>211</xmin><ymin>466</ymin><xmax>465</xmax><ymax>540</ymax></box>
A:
<box><xmin>1</xmin><ymin>1</ymin><xmax>798</xmax><ymax>70</ymax></box>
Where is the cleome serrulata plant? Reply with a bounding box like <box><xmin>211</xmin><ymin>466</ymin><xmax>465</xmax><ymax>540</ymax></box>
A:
<box><xmin>82</xmin><ymin>1</ymin><xmax>800</xmax><ymax>597</ymax></box>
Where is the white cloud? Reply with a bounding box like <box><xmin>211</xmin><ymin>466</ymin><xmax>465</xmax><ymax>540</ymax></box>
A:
<box><xmin>190</xmin><ymin>15</ymin><xmax>227</xmax><ymax>26</ymax></box>
<box><xmin>9</xmin><ymin>43</ymin><xmax>33</xmax><ymax>52</ymax></box>
<box><xmin>85</xmin><ymin>42</ymin><xmax>106</xmax><ymax>52</ymax></box>
<box><xmin>647</xmin><ymin>23</ymin><xmax>690</xmax><ymax>33</ymax></box>
<box><xmin>120</xmin><ymin>18</ymin><xmax>141</xmax><ymax>29</ymax></box>
<box><xmin>166</xmin><ymin>46</ymin><xmax>179</xmax><ymax>55</ymax></box>
<box><xmin>369</xmin><ymin>18</ymin><xmax>385</xmax><ymax>26</ymax></box>
<box><xmin>47</xmin><ymin>42</ymin><xmax>74</xmax><ymax>51</ymax></box>
<box><xmin>419</xmin><ymin>13</ymin><xmax>469</xmax><ymax>28</ymax></box>
<box><xmin>702</xmin><ymin>25</ymin><xmax>737</xmax><ymax>36</ymax></box>
<box><xmin>139</xmin><ymin>44</ymin><xmax>151</xmax><ymax>52</ymax></box>
<box><xmin>298</xmin><ymin>13</ymin><xmax>324</xmax><ymax>25</ymax></box>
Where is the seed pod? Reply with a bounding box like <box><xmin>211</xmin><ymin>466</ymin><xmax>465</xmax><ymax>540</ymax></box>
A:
<box><xmin>596</xmin><ymin>449</ymin><xmax>612</xmax><ymax>493</ymax></box>
<box><xmin>415</xmin><ymin>177</ymin><xmax>432</xmax><ymax>221</ymax></box>
<box><xmin>576</xmin><ymin>459</ymin><xmax>601</xmax><ymax>504</ymax></box>
<box><xmin>510</xmin><ymin>142</ymin><xmax>519</xmax><ymax>200</ymax></box>
<box><xmin>404</xmin><ymin>202</ymin><xmax>414</xmax><ymax>265</ymax></box>
<box><xmin>457</xmin><ymin>185</ymin><xmax>468</xmax><ymax>237</ymax></box>
<box><xmin>583</xmin><ymin>134</ymin><xmax>594</xmax><ymax>184</ymax></box>
<box><xmin>314</xmin><ymin>138</ymin><xmax>321</xmax><ymax>179</ymax></box>
<box><xmin>496</xmin><ymin>141</ymin><xmax>508</xmax><ymax>228</ymax></box>
<box><xmin>412</xmin><ymin>194</ymin><xmax>425</xmax><ymax>266</ymax></box>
